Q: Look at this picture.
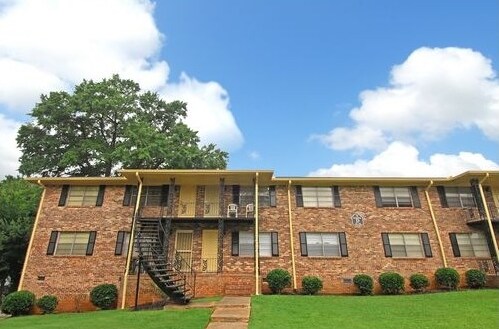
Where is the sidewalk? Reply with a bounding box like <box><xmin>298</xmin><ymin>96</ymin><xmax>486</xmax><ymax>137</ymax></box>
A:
<box><xmin>207</xmin><ymin>296</ymin><xmax>251</xmax><ymax>329</ymax></box>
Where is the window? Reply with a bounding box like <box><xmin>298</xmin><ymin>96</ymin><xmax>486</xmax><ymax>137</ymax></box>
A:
<box><xmin>239</xmin><ymin>186</ymin><xmax>254</xmax><ymax>207</ymax></box>
<box><xmin>437</xmin><ymin>186</ymin><xmax>476</xmax><ymax>208</ymax></box>
<box><xmin>450</xmin><ymin>232</ymin><xmax>490</xmax><ymax>257</ymax></box>
<box><xmin>231</xmin><ymin>231</ymin><xmax>279</xmax><ymax>257</ymax></box>
<box><xmin>46</xmin><ymin>231</ymin><xmax>96</xmax><ymax>256</ymax></box>
<box><xmin>299</xmin><ymin>232</ymin><xmax>348</xmax><ymax>257</ymax></box>
<box><xmin>123</xmin><ymin>185</ymin><xmax>167</xmax><ymax>207</ymax></box>
<box><xmin>296</xmin><ymin>186</ymin><xmax>341</xmax><ymax>208</ymax></box>
<box><xmin>59</xmin><ymin>185</ymin><xmax>105</xmax><ymax>207</ymax></box>
<box><xmin>381</xmin><ymin>233</ymin><xmax>432</xmax><ymax>258</ymax></box>
<box><xmin>376</xmin><ymin>187</ymin><xmax>419</xmax><ymax>207</ymax></box>
<box><xmin>115</xmin><ymin>231</ymin><xmax>131</xmax><ymax>256</ymax></box>
<box><xmin>259</xmin><ymin>232</ymin><xmax>279</xmax><ymax>257</ymax></box>
<box><xmin>258</xmin><ymin>186</ymin><xmax>276</xmax><ymax>207</ymax></box>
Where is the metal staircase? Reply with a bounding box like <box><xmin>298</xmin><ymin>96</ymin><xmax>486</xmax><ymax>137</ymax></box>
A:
<box><xmin>135</xmin><ymin>218</ymin><xmax>194</xmax><ymax>304</ymax></box>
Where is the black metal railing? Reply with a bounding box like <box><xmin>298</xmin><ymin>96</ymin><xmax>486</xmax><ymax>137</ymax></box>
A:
<box><xmin>463</xmin><ymin>202</ymin><xmax>499</xmax><ymax>223</ymax></box>
<box><xmin>173</xmin><ymin>252</ymin><xmax>196</xmax><ymax>297</ymax></box>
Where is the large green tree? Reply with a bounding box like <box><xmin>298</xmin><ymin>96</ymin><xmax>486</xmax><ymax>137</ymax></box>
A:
<box><xmin>0</xmin><ymin>177</ymin><xmax>41</xmax><ymax>294</ymax></box>
<box><xmin>17</xmin><ymin>75</ymin><xmax>228</xmax><ymax>177</ymax></box>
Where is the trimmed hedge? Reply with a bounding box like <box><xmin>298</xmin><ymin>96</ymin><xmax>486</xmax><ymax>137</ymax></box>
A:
<box><xmin>266</xmin><ymin>269</ymin><xmax>291</xmax><ymax>294</ymax></box>
<box><xmin>36</xmin><ymin>295</ymin><xmax>58</xmax><ymax>314</ymax></box>
<box><xmin>302</xmin><ymin>276</ymin><xmax>323</xmax><ymax>295</ymax></box>
<box><xmin>353</xmin><ymin>274</ymin><xmax>374</xmax><ymax>295</ymax></box>
<box><xmin>90</xmin><ymin>284</ymin><xmax>118</xmax><ymax>310</ymax></box>
<box><xmin>379</xmin><ymin>272</ymin><xmax>405</xmax><ymax>295</ymax></box>
<box><xmin>409</xmin><ymin>273</ymin><xmax>430</xmax><ymax>293</ymax></box>
<box><xmin>435</xmin><ymin>267</ymin><xmax>460</xmax><ymax>290</ymax></box>
<box><xmin>1</xmin><ymin>290</ymin><xmax>36</xmax><ymax>316</ymax></box>
<box><xmin>465</xmin><ymin>269</ymin><xmax>487</xmax><ymax>289</ymax></box>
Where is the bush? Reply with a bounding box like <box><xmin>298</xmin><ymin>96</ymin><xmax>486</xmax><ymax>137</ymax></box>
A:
<box><xmin>266</xmin><ymin>269</ymin><xmax>291</xmax><ymax>294</ymax></box>
<box><xmin>379</xmin><ymin>272</ymin><xmax>405</xmax><ymax>295</ymax></box>
<box><xmin>36</xmin><ymin>295</ymin><xmax>58</xmax><ymax>314</ymax></box>
<box><xmin>435</xmin><ymin>267</ymin><xmax>460</xmax><ymax>290</ymax></box>
<box><xmin>1</xmin><ymin>290</ymin><xmax>36</xmax><ymax>316</ymax></box>
<box><xmin>90</xmin><ymin>284</ymin><xmax>118</xmax><ymax>310</ymax></box>
<box><xmin>353</xmin><ymin>274</ymin><xmax>374</xmax><ymax>295</ymax></box>
<box><xmin>465</xmin><ymin>269</ymin><xmax>487</xmax><ymax>289</ymax></box>
<box><xmin>301</xmin><ymin>276</ymin><xmax>323</xmax><ymax>295</ymax></box>
<box><xmin>409</xmin><ymin>273</ymin><xmax>430</xmax><ymax>293</ymax></box>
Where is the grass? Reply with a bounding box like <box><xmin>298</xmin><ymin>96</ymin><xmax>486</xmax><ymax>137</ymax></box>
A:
<box><xmin>0</xmin><ymin>308</ymin><xmax>211</xmax><ymax>329</ymax></box>
<box><xmin>250</xmin><ymin>290</ymin><xmax>499</xmax><ymax>329</ymax></box>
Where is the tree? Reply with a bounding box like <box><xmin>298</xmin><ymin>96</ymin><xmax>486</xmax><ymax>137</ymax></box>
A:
<box><xmin>17</xmin><ymin>75</ymin><xmax>228</xmax><ymax>177</ymax></box>
<box><xmin>0</xmin><ymin>177</ymin><xmax>42</xmax><ymax>294</ymax></box>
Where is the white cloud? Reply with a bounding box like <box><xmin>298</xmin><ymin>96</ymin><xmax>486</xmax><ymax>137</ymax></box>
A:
<box><xmin>309</xmin><ymin>141</ymin><xmax>499</xmax><ymax>177</ymax></box>
<box><xmin>316</xmin><ymin>47</ymin><xmax>499</xmax><ymax>151</ymax></box>
<box><xmin>248</xmin><ymin>151</ymin><xmax>260</xmax><ymax>160</ymax></box>
<box><xmin>0</xmin><ymin>114</ymin><xmax>21</xmax><ymax>177</ymax></box>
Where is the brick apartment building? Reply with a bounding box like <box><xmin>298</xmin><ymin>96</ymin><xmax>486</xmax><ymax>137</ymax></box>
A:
<box><xmin>18</xmin><ymin>169</ymin><xmax>499</xmax><ymax>312</ymax></box>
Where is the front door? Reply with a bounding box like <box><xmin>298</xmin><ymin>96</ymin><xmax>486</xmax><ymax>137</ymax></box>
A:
<box><xmin>201</xmin><ymin>230</ymin><xmax>218</xmax><ymax>272</ymax></box>
<box><xmin>175</xmin><ymin>230</ymin><xmax>193</xmax><ymax>271</ymax></box>
<box><xmin>204</xmin><ymin>185</ymin><xmax>220</xmax><ymax>217</ymax></box>
<box><xmin>178</xmin><ymin>185</ymin><xmax>196</xmax><ymax>217</ymax></box>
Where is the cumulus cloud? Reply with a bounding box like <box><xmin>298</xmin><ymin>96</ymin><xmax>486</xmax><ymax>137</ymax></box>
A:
<box><xmin>0</xmin><ymin>114</ymin><xmax>21</xmax><ymax>177</ymax></box>
<box><xmin>316</xmin><ymin>47</ymin><xmax>499</xmax><ymax>151</ymax></box>
<box><xmin>309</xmin><ymin>141</ymin><xmax>499</xmax><ymax>177</ymax></box>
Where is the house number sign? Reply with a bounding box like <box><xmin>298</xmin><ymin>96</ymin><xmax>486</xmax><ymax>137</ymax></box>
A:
<box><xmin>351</xmin><ymin>212</ymin><xmax>365</xmax><ymax>226</ymax></box>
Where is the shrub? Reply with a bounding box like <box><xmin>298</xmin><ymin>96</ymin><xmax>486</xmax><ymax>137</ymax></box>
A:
<box><xmin>266</xmin><ymin>269</ymin><xmax>291</xmax><ymax>294</ymax></box>
<box><xmin>465</xmin><ymin>269</ymin><xmax>487</xmax><ymax>289</ymax></box>
<box><xmin>353</xmin><ymin>274</ymin><xmax>374</xmax><ymax>295</ymax></box>
<box><xmin>1</xmin><ymin>290</ymin><xmax>36</xmax><ymax>316</ymax></box>
<box><xmin>302</xmin><ymin>276</ymin><xmax>323</xmax><ymax>295</ymax></box>
<box><xmin>379</xmin><ymin>272</ymin><xmax>405</xmax><ymax>295</ymax></box>
<box><xmin>435</xmin><ymin>267</ymin><xmax>460</xmax><ymax>290</ymax></box>
<box><xmin>90</xmin><ymin>284</ymin><xmax>118</xmax><ymax>310</ymax></box>
<box><xmin>36</xmin><ymin>295</ymin><xmax>58</xmax><ymax>314</ymax></box>
<box><xmin>409</xmin><ymin>273</ymin><xmax>430</xmax><ymax>293</ymax></box>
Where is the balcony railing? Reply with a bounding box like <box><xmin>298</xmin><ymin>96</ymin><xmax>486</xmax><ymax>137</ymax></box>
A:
<box><xmin>463</xmin><ymin>202</ymin><xmax>499</xmax><ymax>223</ymax></box>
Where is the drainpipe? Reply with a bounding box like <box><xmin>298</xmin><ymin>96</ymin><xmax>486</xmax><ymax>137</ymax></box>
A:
<box><xmin>478</xmin><ymin>173</ymin><xmax>499</xmax><ymax>262</ymax></box>
<box><xmin>287</xmin><ymin>180</ymin><xmax>297</xmax><ymax>290</ymax></box>
<box><xmin>121</xmin><ymin>172</ymin><xmax>143</xmax><ymax>309</ymax></box>
<box><xmin>424</xmin><ymin>180</ymin><xmax>447</xmax><ymax>268</ymax></box>
<box><xmin>254</xmin><ymin>172</ymin><xmax>260</xmax><ymax>295</ymax></box>
<box><xmin>18</xmin><ymin>180</ymin><xmax>46</xmax><ymax>290</ymax></box>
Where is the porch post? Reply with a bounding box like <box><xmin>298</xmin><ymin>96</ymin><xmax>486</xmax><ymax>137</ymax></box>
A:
<box><xmin>254</xmin><ymin>172</ymin><xmax>260</xmax><ymax>295</ymax></box>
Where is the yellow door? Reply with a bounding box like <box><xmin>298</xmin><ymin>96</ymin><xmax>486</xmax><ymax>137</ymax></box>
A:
<box><xmin>179</xmin><ymin>185</ymin><xmax>196</xmax><ymax>217</ymax></box>
<box><xmin>175</xmin><ymin>230</ymin><xmax>193</xmax><ymax>271</ymax></box>
<box><xmin>201</xmin><ymin>230</ymin><xmax>218</xmax><ymax>272</ymax></box>
<box><xmin>204</xmin><ymin>185</ymin><xmax>220</xmax><ymax>217</ymax></box>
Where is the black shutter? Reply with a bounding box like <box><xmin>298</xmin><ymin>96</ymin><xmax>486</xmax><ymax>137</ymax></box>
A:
<box><xmin>58</xmin><ymin>185</ymin><xmax>69</xmax><ymax>206</ymax></box>
<box><xmin>231</xmin><ymin>231</ymin><xmax>239</xmax><ymax>256</ymax></box>
<box><xmin>420</xmin><ymin>233</ymin><xmax>432</xmax><ymax>257</ymax></box>
<box><xmin>411</xmin><ymin>187</ymin><xmax>421</xmax><ymax>208</ymax></box>
<box><xmin>339</xmin><ymin>232</ymin><xmax>348</xmax><ymax>257</ymax></box>
<box><xmin>381</xmin><ymin>233</ymin><xmax>392</xmax><ymax>257</ymax></box>
<box><xmin>449</xmin><ymin>233</ymin><xmax>461</xmax><ymax>257</ymax></box>
<box><xmin>271</xmin><ymin>232</ymin><xmax>279</xmax><ymax>256</ymax></box>
<box><xmin>299</xmin><ymin>232</ymin><xmax>308</xmax><ymax>256</ymax></box>
<box><xmin>437</xmin><ymin>186</ymin><xmax>448</xmax><ymax>208</ymax></box>
<box><xmin>46</xmin><ymin>231</ymin><xmax>59</xmax><ymax>255</ymax></box>
<box><xmin>269</xmin><ymin>186</ymin><xmax>277</xmax><ymax>207</ymax></box>
<box><xmin>160</xmin><ymin>185</ymin><xmax>169</xmax><ymax>206</ymax></box>
<box><xmin>123</xmin><ymin>185</ymin><xmax>133</xmax><ymax>206</ymax></box>
<box><xmin>295</xmin><ymin>185</ymin><xmax>303</xmax><ymax>207</ymax></box>
<box><xmin>373</xmin><ymin>186</ymin><xmax>383</xmax><ymax>208</ymax></box>
<box><xmin>333</xmin><ymin>186</ymin><xmax>341</xmax><ymax>208</ymax></box>
<box><xmin>86</xmin><ymin>231</ymin><xmax>97</xmax><ymax>256</ymax></box>
<box><xmin>115</xmin><ymin>231</ymin><xmax>125</xmax><ymax>255</ymax></box>
<box><xmin>232</xmin><ymin>185</ymin><xmax>240</xmax><ymax>204</ymax></box>
<box><xmin>96</xmin><ymin>185</ymin><xmax>106</xmax><ymax>206</ymax></box>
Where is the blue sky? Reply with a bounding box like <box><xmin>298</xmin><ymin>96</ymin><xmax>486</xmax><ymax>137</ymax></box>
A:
<box><xmin>0</xmin><ymin>0</ymin><xmax>498</xmax><ymax>177</ymax></box>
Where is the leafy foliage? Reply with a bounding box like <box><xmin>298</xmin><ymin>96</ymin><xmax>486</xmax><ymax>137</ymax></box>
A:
<box><xmin>17</xmin><ymin>75</ymin><xmax>228</xmax><ymax>177</ymax></box>
<box><xmin>378</xmin><ymin>272</ymin><xmax>405</xmax><ymax>295</ymax></box>
<box><xmin>266</xmin><ymin>269</ymin><xmax>291</xmax><ymax>294</ymax></box>
<box><xmin>1</xmin><ymin>290</ymin><xmax>35</xmax><ymax>316</ymax></box>
<box><xmin>409</xmin><ymin>273</ymin><xmax>430</xmax><ymax>293</ymax></box>
<box><xmin>301</xmin><ymin>276</ymin><xmax>323</xmax><ymax>295</ymax></box>
<box><xmin>353</xmin><ymin>274</ymin><xmax>374</xmax><ymax>295</ymax></box>
<box><xmin>90</xmin><ymin>284</ymin><xmax>118</xmax><ymax>310</ymax></box>
<box><xmin>465</xmin><ymin>269</ymin><xmax>486</xmax><ymax>289</ymax></box>
<box><xmin>36</xmin><ymin>295</ymin><xmax>58</xmax><ymax>314</ymax></box>
<box><xmin>435</xmin><ymin>267</ymin><xmax>460</xmax><ymax>290</ymax></box>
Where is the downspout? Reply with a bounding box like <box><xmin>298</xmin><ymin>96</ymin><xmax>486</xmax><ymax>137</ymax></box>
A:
<box><xmin>254</xmin><ymin>172</ymin><xmax>260</xmax><ymax>295</ymax></box>
<box><xmin>18</xmin><ymin>180</ymin><xmax>46</xmax><ymax>290</ymax></box>
<box><xmin>121</xmin><ymin>172</ymin><xmax>143</xmax><ymax>309</ymax></box>
<box><xmin>424</xmin><ymin>180</ymin><xmax>447</xmax><ymax>267</ymax></box>
<box><xmin>478</xmin><ymin>173</ymin><xmax>499</xmax><ymax>262</ymax></box>
<box><xmin>287</xmin><ymin>180</ymin><xmax>297</xmax><ymax>290</ymax></box>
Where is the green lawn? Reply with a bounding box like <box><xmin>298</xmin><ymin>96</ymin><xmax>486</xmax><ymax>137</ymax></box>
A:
<box><xmin>0</xmin><ymin>308</ymin><xmax>211</xmax><ymax>329</ymax></box>
<box><xmin>250</xmin><ymin>290</ymin><xmax>499</xmax><ymax>329</ymax></box>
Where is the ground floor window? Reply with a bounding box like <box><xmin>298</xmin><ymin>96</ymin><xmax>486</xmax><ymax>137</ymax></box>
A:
<box><xmin>231</xmin><ymin>231</ymin><xmax>279</xmax><ymax>257</ymax></box>
<box><xmin>450</xmin><ymin>232</ymin><xmax>490</xmax><ymax>257</ymax></box>
<box><xmin>46</xmin><ymin>231</ymin><xmax>96</xmax><ymax>256</ymax></box>
<box><xmin>382</xmin><ymin>233</ymin><xmax>432</xmax><ymax>258</ymax></box>
<box><xmin>299</xmin><ymin>232</ymin><xmax>348</xmax><ymax>257</ymax></box>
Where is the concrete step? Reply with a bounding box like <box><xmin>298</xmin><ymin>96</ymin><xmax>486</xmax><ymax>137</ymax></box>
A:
<box><xmin>211</xmin><ymin>307</ymin><xmax>250</xmax><ymax>323</ymax></box>
<box><xmin>206</xmin><ymin>322</ymin><xmax>248</xmax><ymax>329</ymax></box>
<box><xmin>216</xmin><ymin>297</ymin><xmax>251</xmax><ymax>308</ymax></box>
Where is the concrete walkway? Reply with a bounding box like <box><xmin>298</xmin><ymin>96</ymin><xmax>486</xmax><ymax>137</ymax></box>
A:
<box><xmin>206</xmin><ymin>296</ymin><xmax>251</xmax><ymax>329</ymax></box>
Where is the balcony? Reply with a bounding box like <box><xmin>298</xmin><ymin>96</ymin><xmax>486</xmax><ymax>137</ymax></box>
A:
<box><xmin>463</xmin><ymin>202</ymin><xmax>499</xmax><ymax>226</ymax></box>
<box><xmin>150</xmin><ymin>201</ymin><xmax>256</xmax><ymax>222</ymax></box>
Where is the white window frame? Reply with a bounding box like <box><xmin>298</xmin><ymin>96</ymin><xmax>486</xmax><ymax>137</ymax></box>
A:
<box><xmin>456</xmin><ymin>232</ymin><xmax>490</xmax><ymax>257</ymax></box>
<box><xmin>239</xmin><ymin>231</ymin><xmax>254</xmax><ymax>257</ymax></box>
<box><xmin>445</xmin><ymin>187</ymin><xmax>476</xmax><ymax>208</ymax></box>
<box><xmin>388</xmin><ymin>233</ymin><xmax>424</xmax><ymax>258</ymax></box>
<box><xmin>379</xmin><ymin>187</ymin><xmax>413</xmax><ymax>207</ymax></box>
<box><xmin>305</xmin><ymin>232</ymin><xmax>340</xmax><ymax>257</ymax></box>
<box><xmin>302</xmin><ymin>187</ymin><xmax>334</xmax><ymax>208</ymax></box>
<box><xmin>67</xmin><ymin>186</ymin><xmax>99</xmax><ymax>206</ymax></box>
<box><xmin>55</xmin><ymin>232</ymin><xmax>91</xmax><ymax>256</ymax></box>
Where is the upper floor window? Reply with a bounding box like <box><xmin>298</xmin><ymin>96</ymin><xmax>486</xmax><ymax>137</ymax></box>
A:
<box><xmin>234</xmin><ymin>185</ymin><xmax>276</xmax><ymax>208</ymax></box>
<box><xmin>299</xmin><ymin>232</ymin><xmax>348</xmax><ymax>257</ymax></box>
<box><xmin>374</xmin><ymin>187</ymin><xmax>420</xmax><ymax>208</ymax></box>
<box><xmin>296</xmin><ymin>186</ymin><xmax>341</xmax><ymax>208</ymax></box>
<box><xmin>381</xmin><ymin>233</ymin><xmax>432</xmax><ymax>258</ymax></box>
<box><xmin>58</xmin><ymin>185</ymin><xmax>105</xmax><ymax>207</ymax></box>
<box><xmin>46</xmin><ymin>231</ymin><xmax>96</xmax><ymax>256</ymax></box>
<box><xmin>123</xmin><ymin>185</ymin><xmax>168</xmax><ymax>207</ymax></box>
<box><xmin>115</xmin><ymin>231</ymin><xmax>131</xmax><ymax>256</ymax></box>
<box><xmin>438</xmin><ymin>187</ymin><xmax>476</xmax><ymax>208</ymax></box>
<box><xmin>450</xmin><ymin>232</ymin><xmax>490</xmax><ymax>258</ymax></box>
<box><xmin>258</xmin><ymin>186</ymin><xmax>276</xmax><ymax>207</ymax></box>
